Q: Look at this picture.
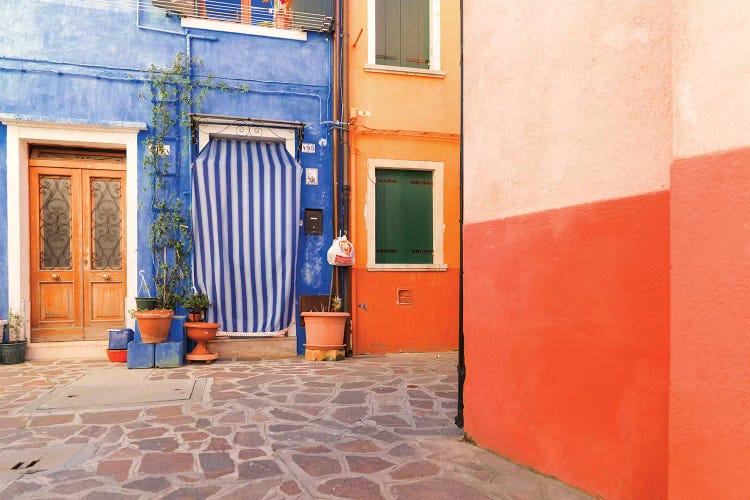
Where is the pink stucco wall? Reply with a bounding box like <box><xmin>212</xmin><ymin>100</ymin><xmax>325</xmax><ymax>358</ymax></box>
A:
<box><xmin>463</xmin><ymin>1</ymin><xmax>671</xmax><ymax>223</ymax></box>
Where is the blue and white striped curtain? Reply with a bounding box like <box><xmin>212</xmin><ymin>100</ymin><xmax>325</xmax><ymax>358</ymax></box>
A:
<box><xmin>192</xmin><ymin>139</ymin><xmax>302</xmax><ymax>335</ymax></box>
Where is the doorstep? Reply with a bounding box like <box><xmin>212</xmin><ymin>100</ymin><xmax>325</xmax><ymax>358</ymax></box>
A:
<box><xmin>207</xmin><ymin>336</ymin><xmax>297</xmax><ymax>360</ymax></box>
<box><xmin>25</xmin><ymin>337</ymin><xmax>298</xmax><ymax>362</ymax></box>
<box><xmin>26</xmin><ymin>340</ymin><xmax>109</xmax><ymax>361</ymax></box>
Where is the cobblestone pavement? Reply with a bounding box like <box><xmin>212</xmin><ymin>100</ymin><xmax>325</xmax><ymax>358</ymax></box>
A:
<box><xmin>0</xmin><ymin>352</ymin><xmax>591</xmax><ymax>499</ymax></box>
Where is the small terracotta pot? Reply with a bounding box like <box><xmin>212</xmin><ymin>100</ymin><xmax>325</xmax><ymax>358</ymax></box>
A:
<box><xmin>134</xmin><ymin>309</ymin><xmax>174</xmax><ymax>343</ymax></box>
<box><xmin>106</xmin><ymin>349</ymin><xmax>127</xmax><ymax>363</ymax></box>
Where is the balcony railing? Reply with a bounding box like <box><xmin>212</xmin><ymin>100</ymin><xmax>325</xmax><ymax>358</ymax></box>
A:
<box><xmin>152</xmin><ymin>0</ymin><xmax>334</xmax><ymax>33</ymax></box>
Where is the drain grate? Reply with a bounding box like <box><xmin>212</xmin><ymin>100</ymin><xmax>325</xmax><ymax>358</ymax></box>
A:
<box><xmin>11</xmin><ymin>459</ymin><xmax>40</xmax><ymax>471</ymax></box>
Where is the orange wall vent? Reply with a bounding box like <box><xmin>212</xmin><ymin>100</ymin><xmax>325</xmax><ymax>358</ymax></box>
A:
<box><xmin>396</xmin><ymin>288</ymin><xmax>414</xmax><ymax>305</ymax></box>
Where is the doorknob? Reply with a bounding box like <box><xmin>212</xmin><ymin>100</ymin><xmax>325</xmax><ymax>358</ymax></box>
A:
<box><xmin>102</xmin><ymin>273</ymin><xmax>111</xmax><ymax>281</ymax></box>
<box><xmin>51</xmin><ymin>273</ymin><xmax>60</xmax><ymax>281</ymax></box>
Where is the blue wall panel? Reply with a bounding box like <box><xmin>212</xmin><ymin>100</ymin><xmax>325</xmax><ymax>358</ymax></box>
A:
<box><xmin>0</xmin><ymin>0</ymin><xmax>335</xmax><ymax>353</ymax></box>
<box><xmin>0</xmin><ymin>123</ymin><xmax>7</xmax><ymax>318</ymax></box>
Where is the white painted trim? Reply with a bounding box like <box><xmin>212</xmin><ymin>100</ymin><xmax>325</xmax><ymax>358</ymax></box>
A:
<box><xmin>181</xmin><ymin>17</ymin><xmax>307</xmax><ymax>41</ymax></box>
<box><xmin>1</xmin><ymin>119</ymin><xmax>143</xmax><ymax>340</ymax></box>
<box><xmin>429</xmin><ymin>0</ymin><xmax>441</xmax><ymax>72</ymax></box>
<box><xmin>364</xmin><ymin>64</ymin><xmax>445</xmax><ymax>78</ymax></box>
<box><xmin>366</xmin><ymin>0</ymin><xmax>441</xmax><ymax>71</ymax></box>
<box><xmin>367</xmin><ymin>0</ymin><xmax>376</xmax><ymax>66</ymax></box>
<box><xmin>365</xmin><ymin>158</ymin><xmax>445</xmax><ymax>270</ymax></box>
<box><xmin>197</xmin><ymin>123</ymin><xmax>297</xmax><ymax>157</ymax></box>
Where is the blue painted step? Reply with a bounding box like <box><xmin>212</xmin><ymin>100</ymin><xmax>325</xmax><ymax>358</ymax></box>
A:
<box><xmin>126</xmin><ymin>341</ymin><xmax>154</xmax><ymax>369</ymax></box>
<box><xmin>156</xmin><ymin>341</ymin><xmax>184</xmax><ymax>368</ymax></box>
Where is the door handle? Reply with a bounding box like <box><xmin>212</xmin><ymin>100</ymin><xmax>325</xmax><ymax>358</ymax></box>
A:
<box><xmin>51</xmin><ymin>273</ymin><xmax>60</xmax><ymax>281</ymax></box>
<box><xmin>102</xmin><ymin>273</ymin><xmax>111</xmax><ymax>281</ymax></box>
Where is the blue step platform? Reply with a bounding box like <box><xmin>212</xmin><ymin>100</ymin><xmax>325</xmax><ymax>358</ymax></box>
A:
<box><xmin>128</xmin><ymin>316</ymin><xmax>186</xmax><ymax>369</ymax></box>
<box><xmin>126</xmin><ymin>341</ymin><xmax>154</xmax><ymax>369</ymax></box>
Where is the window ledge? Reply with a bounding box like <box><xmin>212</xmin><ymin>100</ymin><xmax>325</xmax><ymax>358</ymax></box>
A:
<box><xmin>366</xmin><ymin>264</ymin><xmax>448</xmax><ymax>272</ymax></box>
<box><xmin>181</xmin><ymin>18</ymin><xmax>308</xmax><ymax>41</ymax></box>
<box><xmin>364</xmin><ymin>64</ymin><xmax>446</xmax><ymax>79</ymax></box>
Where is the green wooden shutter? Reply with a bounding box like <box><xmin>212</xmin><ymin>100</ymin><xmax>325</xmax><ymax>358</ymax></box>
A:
<box><xmin>375</xmin><ymin>169</ymin><xmax>403</xmax><ymax>264</ymax></box>
<box><xmin>375</xmin><ymin>169</ymin><xmax>433</xmax><ymax>264</ymax></box>
<box><xmin>376</xmin><ymin>0</ymin><xmax>402</xmax><ymax>66</ymax></box>
<box><xmin>399</xmin><ymin>0</ymin><xmax>429</xmax><ymax>69</ymax></box>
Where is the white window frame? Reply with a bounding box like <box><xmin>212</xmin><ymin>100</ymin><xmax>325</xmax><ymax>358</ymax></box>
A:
<box><xmin>366</xmin><ymin>158</ymin><xmax>446</xmax><ymax>271</ymax></box>
<box><xmin>366</xmin><ymin>0</ymin><xmax>443</xmax><ymax>77</ymax></box>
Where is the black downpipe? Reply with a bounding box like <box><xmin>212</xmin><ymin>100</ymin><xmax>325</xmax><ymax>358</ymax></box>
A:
<box><xmin>455</xmin><ymin>0</ymin><xmax>466</xmax><ymax>429</ymax></box>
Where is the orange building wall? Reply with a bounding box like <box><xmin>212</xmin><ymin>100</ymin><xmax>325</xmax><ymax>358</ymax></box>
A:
<box><xmin>347</xmin><ymin>1</ymin><xmax>460</xmax><ymax>354</ymax></box>
<box><xmin>670</xmin><ymin>149</ymin><xmax>750</xmax><ymax>499</ymax></box>
<box><xmin>464</xmin><ymin>192</ymin><xmax>670</xmax><ymax>499</ymax></box>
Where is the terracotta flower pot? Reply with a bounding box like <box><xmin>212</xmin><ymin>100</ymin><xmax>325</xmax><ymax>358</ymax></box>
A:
<box><xmin>185</xmin><ymin>322</ymin><xmax>220</xmax><ymax>364</ymax></box>
<box><xmin>301</xmin><ymin>312</ymin><xmax>349</xmax><ymax>347</ymax></box>
<box><xmin>134</xmin><ymin>309</ymin><xmax>174</xmax><ymax>343</ymax></box>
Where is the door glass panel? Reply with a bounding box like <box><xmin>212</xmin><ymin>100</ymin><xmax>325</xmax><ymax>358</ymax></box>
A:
<box><xmin>90</xmin><ymin>178</ymin><xmax>122</xmax><ymax>270</ymax></box>
<box><xmin>40</xmin><ymin>176</ymin><xmax>72</xmax><ymax>269</ymax></box>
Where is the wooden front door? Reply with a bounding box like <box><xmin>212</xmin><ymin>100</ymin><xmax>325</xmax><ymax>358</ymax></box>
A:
<box><xmin>29</xmin><ymin>149</ymin><xmax>126</xmax><ymax>342</ymax></box>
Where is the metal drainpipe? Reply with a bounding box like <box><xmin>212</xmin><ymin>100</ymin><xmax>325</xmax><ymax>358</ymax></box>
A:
<box><xmin>185</xmin><ymin>31</ymin><xmax>217</xmax><ymax>171</ymax></box>
<box><xmin>340</xmin><ymin>0</ymin><xmax>352</xmax><ymax>353</ymax></box>
<box><xmin>455</xmin><ymin>0</ymin><xmax>466</xmax><ymax>429</ymax></box>
<box><xmin>331</xmin><ymin>0</ymin><xmax>342</xmax><ymax>299</ymax></box>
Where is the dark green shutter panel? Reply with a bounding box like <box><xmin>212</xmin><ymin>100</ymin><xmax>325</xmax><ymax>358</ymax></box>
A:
<box><xmin>375</xmin><ymin>169</ymin><xmax>404</xmax><ymax>264</ymax></box>
<box><xmin>402</xmin><ymin>170</ymin><xmax>433</xmax><ymax>263</ymax></box>
<box><xmin>399</xmin><ymin>0</ymin><xmax>429</xmax><ymax>69</ymax></box>
<box><xmin>376</xmin><ymin>0</ymin><xmax>402</xmax><ymax>66</ymax></box>
<box><xmin>375</xmin><ymin>169</ymin><xmax>433</xmax><ymax>265</ymax></box>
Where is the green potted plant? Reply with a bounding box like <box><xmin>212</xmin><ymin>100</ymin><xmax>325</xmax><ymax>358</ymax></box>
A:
<box><xmin>183</xmin><ymin>292</ymin><xmax>212</xmax><ymax>322</ymax></box>
<box><xmin>135</xmin><ymin>269</ymin><xmax>157</xmax><ymax>310</ymax></box>
<box><xmin>0</xmin><ymin>308</ymin><xmax>27</xmax><ymax>365</ymax></box>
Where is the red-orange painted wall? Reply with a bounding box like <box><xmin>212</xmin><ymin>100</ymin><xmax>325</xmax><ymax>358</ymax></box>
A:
<box><xmin>351</xmin><ymin>134</ymin><xmax>459</xmax><ymax>355</ymax></box>
<box><xmin>669</xmin><ymin>148</ymin><xmax>750</xmax><ymax>500</ymax></box>
<box><xmin>463</xmin><ymin>191</ymin><xmax>670</xmax><ymax>500</ymax></box>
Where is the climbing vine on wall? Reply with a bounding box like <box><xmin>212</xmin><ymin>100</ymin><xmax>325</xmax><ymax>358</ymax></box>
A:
<box><xmin>140</xmin><ymin>53</ymin><xmax>208</xmax><ymax>310</ymax></box>
<box><xmin>140</xmin><ymin>53</ymin><xmax>249</xmax><ymax>310</ymax></box>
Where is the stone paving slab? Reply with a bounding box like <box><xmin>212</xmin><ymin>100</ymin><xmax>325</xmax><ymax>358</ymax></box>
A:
<box><xmin>0</xmin><ymin>352</ymin><xmax>592</xmax><ymax>499</ymax></box>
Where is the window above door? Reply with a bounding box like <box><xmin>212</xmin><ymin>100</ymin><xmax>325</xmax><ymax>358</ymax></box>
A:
<box><xmin>367</xmin><ymin>0</ymin><xmax>444</xmax><ymax>77</ymax></box>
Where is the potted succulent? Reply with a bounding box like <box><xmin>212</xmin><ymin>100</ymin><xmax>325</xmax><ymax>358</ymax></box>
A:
<box><xmin>0</xmin><ymin>308</ymin><xmax>27</xmax><ymax>365</ymax></box>
<box><xmin>183</xmin><ymin>292</ymin><xmax>212</xmax><ymax>322</ymax></box>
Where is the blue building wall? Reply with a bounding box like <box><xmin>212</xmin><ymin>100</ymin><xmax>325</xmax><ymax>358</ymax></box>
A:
<box><xmin>0</xmin><ymin>0</ymin><xmax>334</xmax><ymax>352</ymax></box>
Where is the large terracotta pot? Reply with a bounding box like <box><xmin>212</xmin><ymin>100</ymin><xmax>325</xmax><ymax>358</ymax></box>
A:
<box><xmin>135</xmin><ymin>309</ymin><xmax>174</xmax><ymax>344</ymax></box>
<box><xmin>301</xmin><ymin>312</ymin><xmax>349</xmax><ymax>347</ymax></box>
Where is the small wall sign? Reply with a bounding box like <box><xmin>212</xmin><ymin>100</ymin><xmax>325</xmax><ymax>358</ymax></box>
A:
<box><xmin>305</xmin><ymin>168</ymin><xmax>319</xmax><ymax>185</ymax></box>
<box><xmin>301</xmin><ymin>143</ymin><xmax>316</xmax><ymax>153</ymax></box>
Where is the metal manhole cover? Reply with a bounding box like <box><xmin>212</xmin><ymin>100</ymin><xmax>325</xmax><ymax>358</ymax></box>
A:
<box><xmin>19</xmin><ymin>368</ymin><xmax>211</xmax><ymax>414</ymax></box>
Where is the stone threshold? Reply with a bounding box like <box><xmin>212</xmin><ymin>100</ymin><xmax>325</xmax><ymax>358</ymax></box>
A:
<box><xmin>26</xmin><ymin>336</ymin><xmax>298</xmax><ymax>362</ymax></box>
<box><xmin>208</xmin><ymin>337</ymin><xmax>297</xmax><ymax>360</ymax></box>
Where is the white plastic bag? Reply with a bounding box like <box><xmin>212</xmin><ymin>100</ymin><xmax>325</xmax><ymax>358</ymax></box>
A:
<box><xmin>327</xmin><ymin>235</ymin><xmax>355</xmax><ymax>266</ymax></box>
